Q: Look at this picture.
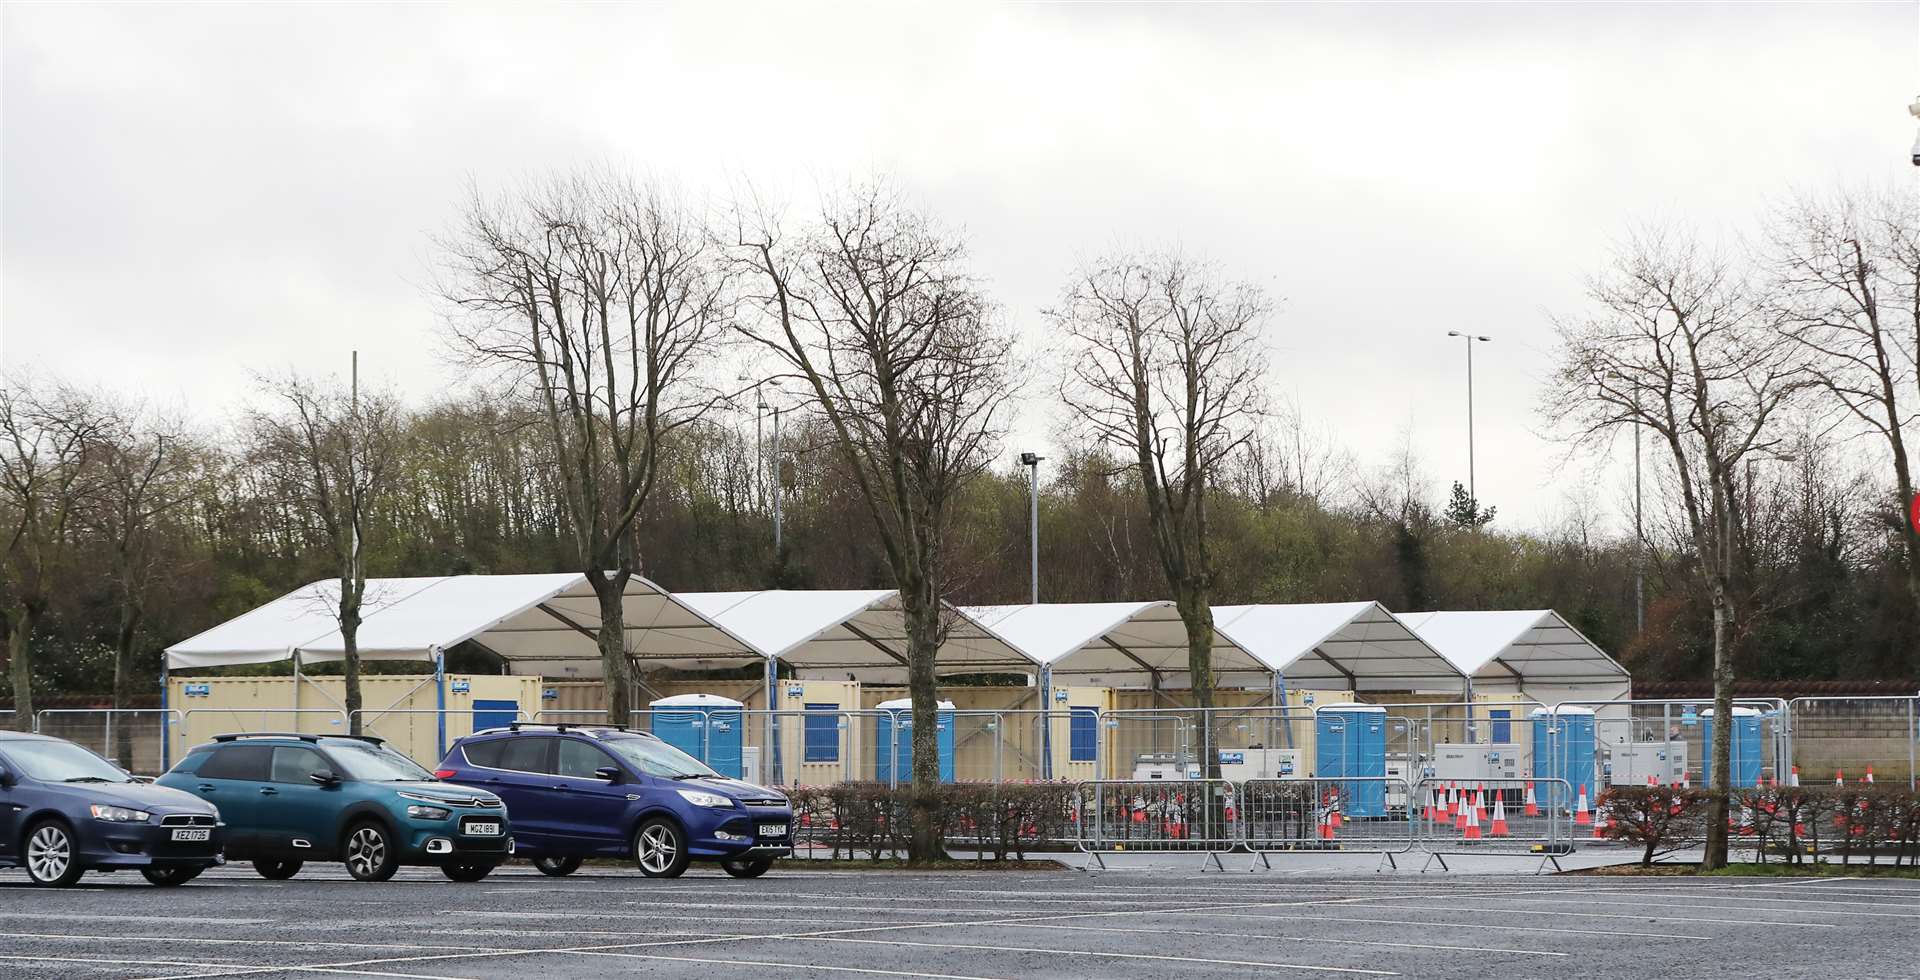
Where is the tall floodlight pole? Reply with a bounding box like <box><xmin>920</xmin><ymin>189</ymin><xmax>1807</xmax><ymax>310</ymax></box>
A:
<box><xmin>1634</xmin><ymin>413</ymin><xmax>1645</xmax><ymax>634</ymax></box>
<box><xmin>771</xmin><ymin>404</ymin><xmax>783</xmax><ymax>556</ymax></box>
<box><xmin>1019</xmin><ymin>453</ymin><xmax>1044</xmax><ymax>604</ymax></box>
<box><xmin>1445</xmin><ymin>332</ymin><xmax>1492</xmax><ymax>506</ymax></box>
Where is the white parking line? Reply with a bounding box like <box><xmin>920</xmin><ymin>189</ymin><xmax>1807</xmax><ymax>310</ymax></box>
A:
<box><xmin>1197</xmin><ymin>911</ymin><xmax>1714</xmax><ymax>941</ymax></box>
<box><xmin>771</xmin><ymin>936</ymin><xmax>1398</xmax><ymax>975</ymax></box>
<box><xmin>0</xmin><ymin>913</ymin><xmax>275</xmax><ymax>925</ymax></box>
<box><xmin>1469</xmin><ymin>894</ymin><xmax>1920</xmax><ymax>919</ymax></box>
<box><xmin>0</xmin><ymin>933</ymin><xmax>522</xmax><ymax>953</ymax></box>
<box><xmin>0</xmin><ymin>953</ymin><xmax>476</xmax><ymax>980</ymax></box>
<box><xmin>564</xmin><ymin>949</ymin><xmax>1017</xmax><ymax>979</ymax></box>
<box><xmin>1356</xmin><ymin>902</ymin><xmax>1844</xmax><ymax>927</ymax></box>
<box><xmin>980</xmin><ymin>920</ymin><xmax>1568</xmax><ymax>956</ymax></box>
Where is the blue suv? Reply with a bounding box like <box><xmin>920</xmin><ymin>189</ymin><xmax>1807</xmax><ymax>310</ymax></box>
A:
<box><xmin>0</xmin><ymin>732</ymin><xmax>223</xmax><ymax>887</ymax></box>
<box><xmin>437</xmin><ymin>724</ymin><xmax>792</xmax><ymax>878</ymax></box>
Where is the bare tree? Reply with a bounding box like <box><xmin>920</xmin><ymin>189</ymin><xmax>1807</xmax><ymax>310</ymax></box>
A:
<box><xmin>0</xmin><ymin>378</ymin><xmax>110</xmax><ymax>731</ymax></box>
<box><xmin>249</xmin><ymin>372</ymin><xmax>409</xmax><ymax>735</ymax></box>
<box><xmin>1770</xmin><ymin>189</ymin><xmax>1920</xmax><ymax>604</ymax></box>
<box><xmin>81</xmin><ymin>401</ymin><xmax>202</xmax><ymax>761</ymax></box>
<box><xmin>736</xmin><ymin>182</ymin><xmax>1013</xmax><ymax>862</ymax></box>
<box><xmin>1546</xmin><ymin>229</ymin><xmax>1809</xmax><ymax>868</ymax></box>
<box><xmin>1052</xmin><ymin>252</ymin><xmax>1272</xmax><ymax>775</ymax></box>
<box><xmin>439</xmin><ymin>170</ymin><xmax>734</xmax><ymax>724</ymax></box>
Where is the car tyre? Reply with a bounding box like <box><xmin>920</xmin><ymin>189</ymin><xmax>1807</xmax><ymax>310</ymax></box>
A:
<box><xmin>440</xmin><ymin>861</ymin><xmax>496</xmax><ymax>882</ymax></box>
<box><xmin>533</xmin><ymin>855</ymin><xmax>582</xmax><ymax>877</ymax></box>
<box><xmin>141</xmin><ymin>865</ymin><xmax>204</xmax><ymax>886</ymax></box>
<box><xmin>343</xmin><ymin>821</ymin><xmax>399</xmax><ymax>882</ymax></box>
<box><xmin>24</xmin><ymin>820</ymin><xmax>84</xmax><ymax>887</ymax></box>
<box><xmin>720</xmin><ymin>856</ymin><xmax>774</xmax><ymax>879</ymax></box>
<box><xmin>253</xmin><ymin>859</ymin><xmax>303</xmax><ymax>880</ymax></box>
<box><xmin>633</xmin><ymin>818</ymin><xmax>690</xmax><ymax>879</ymax></box>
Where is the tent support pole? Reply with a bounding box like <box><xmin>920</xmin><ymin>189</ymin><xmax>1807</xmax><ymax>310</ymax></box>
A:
<box><xmin>1464</xmin><ymin>676</ymin><xmax>1476</xmax><ymax>742</ymax></box>
<box><xmin>1039</xmin><ymin>665</ymin><xmax>1054</xmax><ymax>780</ymax></box>
<box><xmin>1274</xmin><ymin>673</ymin><xmax>1293</xmax><ymax>749</ymax></box>
<box><xmin>764</xmin><ymin>656</ymin><xmax>778</xmax><ymax>785</ymax></box>
<box><xmin>434</xmin><ymin>648</ymin><xmax>447</xmax><ymax>762</ymax></box>
<box><xmin>159</xmin><ymin>664</ymin><xmax>170</xmax><ymax>771</ymax></box>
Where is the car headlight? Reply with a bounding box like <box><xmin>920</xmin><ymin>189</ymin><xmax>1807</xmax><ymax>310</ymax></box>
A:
<box><xmin>90</xmin><ymin>804</ymin><xmax>151</xmax><ymax>822</ymax></box>
<box><xmin>406</xmin><ymin>804</ymin><xmax>452</xmax><ymax>821</ymax></box>
<box><xmin>676</xmin><ymin>789</ymin><xmax>735</xmax><ymax>809</ymax></box>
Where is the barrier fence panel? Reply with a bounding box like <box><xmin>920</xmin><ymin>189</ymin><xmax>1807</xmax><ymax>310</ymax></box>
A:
<box><xmin>1787</xmin><ymin>696</ymin><xmax>1919</xmax><ymax>789</ymax></box>
<box><xmin>1241</xmin><ymin>776</ymin><xmax>1413</xmax><ymax>868</ymax></box>
<box><xmin>1553</xmin><ymin>698</ymin><xmax>1788</xmax><ymax>797</ymax></box>
<box><xmin>176</xmin><ymin>707</ymin><xmax>351</xmax><ymax>758</ymax></box>
<box><xmin>34</xmin><ymin>709</ymin><xmax>182</xmax><ymax>775</ymax></box>
<box><xmin>1075</xmin><ymin>778</ymin><xmax>1240</xmax><ymax>870</ymax></box>
<box><xmin>350</xmin><ymin>707</ymin><xmax>532</xmax><ymax>767</ymax></box>
<box><xmin>1412</xmin><ymin>776</ymin><xmax>1573</xmax><ymax>872</ymax></box>
<box><xmin>1101</xmin><ymin>707</ymin><xmax>1316</xmax><ymax>784</ymax></box>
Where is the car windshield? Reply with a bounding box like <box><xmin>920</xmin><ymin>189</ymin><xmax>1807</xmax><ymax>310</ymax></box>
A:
<box><xmin>324</xmin><ymin>741</ymin><xmax>435</xmax><ymax>782</ymax></box>
<box><xmin>2</xmin><ymin>739</ymin><xmax>132</xmax><ymax>783</ymax></box>
<box><xmin>600</xmin><ymin>735</ymin><xmax>719</xmax><ymax>779</ymax></box>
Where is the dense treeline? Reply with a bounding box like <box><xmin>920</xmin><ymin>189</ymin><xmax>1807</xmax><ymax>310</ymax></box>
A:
<box><xmin>4</xmin><ymin>181</ymin><xmax>1917</xmax><ymax>714</ymax></box>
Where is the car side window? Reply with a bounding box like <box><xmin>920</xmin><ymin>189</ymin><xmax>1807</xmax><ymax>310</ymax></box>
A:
<box><xmin>494</xmin><ymin>736</ymin><xmax>552</xmax><ymax>774</ymax></box>
<box><xmin>270</xmin><ymin>746</ymin><xmax>331</xmax><ymax>784</ymax></box>
<box><xmin>460</xmin><ymin>739</ymin><xmax>502</xmax><ymax>768</ymax></box>
<box><xmin>555</xmin><ymin>739</ymin><xmax>614</xmax><ymax>779</ymax></box>
<box><xmin>196</xmin><ymin>744</ymin><xmax>272</xmax><ymax>781</ymax></box>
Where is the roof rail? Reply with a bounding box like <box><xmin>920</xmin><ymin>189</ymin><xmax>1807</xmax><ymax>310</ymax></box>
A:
<box><xmin>210</xmin><ymin>732</ymin><xmax>386</xmax><ymax>745</ymax></box>
<box><xmin>499</xmin><ymin>722</ymin><xmax>630</xmax><ymax>736</ymax></box>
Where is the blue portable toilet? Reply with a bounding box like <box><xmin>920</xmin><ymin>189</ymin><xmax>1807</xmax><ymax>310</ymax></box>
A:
<box><xmin>649</xmin><ymin>694</ymin><xmax>745</xmax><ymax>778</ymax></box>
<box><xmin>874</xmin><ymin>698</ymin><xmax>956</xmax><ymax>784</ymax></box>
<box><xmin>1315</xmin><ymin>703</ymin><xmax>1387</xmax><ymax>817</ymax></box>
<box><xmin>1531</xmin><ymin>706</ymin><xmax>1596</xmax><ymax>809</ymax></box>
<box><xmin>1701</xmin><ymin>707</ymin><xmax>1763</xmax><ymax>788</ymax></box>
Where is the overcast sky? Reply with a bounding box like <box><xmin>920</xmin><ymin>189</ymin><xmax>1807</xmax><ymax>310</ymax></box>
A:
<box><xmin>3</xmin><ymin>2</ymin><xmax>1915</xmax><ymax>532</ymax></box>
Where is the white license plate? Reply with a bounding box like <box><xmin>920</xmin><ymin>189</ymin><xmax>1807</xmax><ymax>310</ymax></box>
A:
<box><xmin>758</xmin><ymin>823</ymin><xmax>788</xmax><ymax>837</ymax></box>
<box><xmin>170</xmin><ymin>828</ymin><xmax>211</xmax><ymax>842</ymax></box>
<box><xmin>464</xmin><ymin>821</ymin><xmax>502</xmax><ymax>837</ymax></box>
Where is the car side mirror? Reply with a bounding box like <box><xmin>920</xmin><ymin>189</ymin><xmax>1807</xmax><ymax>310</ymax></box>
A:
<box><xmin>593</xmin><ymin>766</ymin><xmax>622</xmax><ymax>783</ymax></box>
<box><xmin>0</xmin><ymin>768</ymin><xmax>13</xmax><ymax>788</ymax></box>
<box><xmin>309</xmin><ymin>770</ymin><xmax>340</xmax><ymax>787</ymax></box>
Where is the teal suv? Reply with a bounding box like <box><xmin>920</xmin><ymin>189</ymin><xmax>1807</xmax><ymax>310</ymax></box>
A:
<box><xmin>157</xmin><ymin>733</ymin><xmax>511</xmax><ymax>882</ymax></box>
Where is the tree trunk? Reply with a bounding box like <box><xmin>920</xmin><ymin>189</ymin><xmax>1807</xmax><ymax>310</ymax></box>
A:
<box><xmin>1700</xmin><ymin>584</ymin><xmax>1734</xmax><ymax>870</ymax></box>
<box><xmin>1172</xmin><ymin>585</ymin><xmax>1220</xmax><ymax>781</ymax></box>
<box><xmin>112</xmin><ymin>607</ymin><xmax>140</xmax><ymax>765</ymax></box>
<box><xmin>902</xmin><ymin>578</ymin><xmax>942</xmax><ymax>865</ymax></box>
<box><xmin>592</xmin><ymin>572</ymin><xmax>634</xmax><ymax>726</ymax></box>
<box><xmin>341</xmin><ymin>602</ymin><xmax>364</xmax><ymax>737</ymax></box>
<box><xmin>6</xmin><ymin>605</ymin><xmax>33</xmax><ymax>733</ymax></box>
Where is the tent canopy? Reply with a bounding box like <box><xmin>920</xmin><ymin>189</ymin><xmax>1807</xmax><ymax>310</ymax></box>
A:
<box><xmin>962</xmin><ymin>602</ymin><xmax>1272</xmax><ymax>689</ymax></box>
<box><xmin>1394</xmin><ymin>609</ymin><xmax>1631</xmax><ymax>702</ymax></box>
<box><xmin>1212</xmin><ymin>601</ymin><xmax>1467</xmax><ymax>693</ymax></box>
<box><xmin>672</xmin><ymin>590</ymin><xmax>1037</xmax><ymax>681</ymax></box>
<box><xmin>165</xmin><ymin>573</ymin><xmax>759</xmax><ymax>677</ymax></box>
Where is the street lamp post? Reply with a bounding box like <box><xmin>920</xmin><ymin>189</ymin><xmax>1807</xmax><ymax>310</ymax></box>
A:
<box><xmin>1019</xmin><ymin>453</ymin><xmax>1043</xmax><ymax>604</ymax></box>
<box><xmin>1445</xmin><ymin>332</ymin><xmax>1492</xmax><ymax>507</ymax></box>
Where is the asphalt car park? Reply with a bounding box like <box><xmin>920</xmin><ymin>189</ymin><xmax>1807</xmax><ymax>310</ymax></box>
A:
<box><xmin>0</xmin><ymin>863</ymin><xmax>1916</xmax><ymax>979</ymax></box>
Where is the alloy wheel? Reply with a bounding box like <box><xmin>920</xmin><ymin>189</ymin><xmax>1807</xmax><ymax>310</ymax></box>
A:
<box><xmin>346</xmin><ymin>826</ymin><xmax>387</xmax><ymax>879</ymax></box>
<box><xmin>637</xmin><ymin>824</ymin><xmax>678</xmax><ymax>874</ymax></box>
<box><xmin>27</xmin><ymin>824</ymin><xmax>73</xmax><ymax>884</ymax></box>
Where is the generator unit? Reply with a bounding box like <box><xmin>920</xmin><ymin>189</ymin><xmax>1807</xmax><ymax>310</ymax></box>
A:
<box><xmin>1131</xmin><ymin>753</ymin><xmax>1192</xmax><ymax>781</ymax></box>
<box><xmin>1427</xmin><ymin>742</ymin><xmax>1529</xmax><ymax>783</ymax></box>
<box><xmin>1605</xmin><ymin>740</ymin><xmax>1688</xmax><ymax>787</ymax></box>
<box><xmin>1215</xmin><ymin>748</ymin><xmax>1304</xmax><ymax>782</ymax></box>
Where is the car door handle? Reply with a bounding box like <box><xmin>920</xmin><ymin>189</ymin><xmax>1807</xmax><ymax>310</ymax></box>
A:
<box><xmin>197</xmin><ymin>784</ymin><xmax>216</xmax><ymax>792</ymax></box>
<box><xmin>259</xmin><ymin>787</ymin><xmax>278</xmax><ymax>796</ymax></box>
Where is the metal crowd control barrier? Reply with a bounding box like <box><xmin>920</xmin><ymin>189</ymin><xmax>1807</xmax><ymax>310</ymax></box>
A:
<box><xmin>350</xmin><ymin>707</ymin><xmax>531</xmax><ymax>766</ymax></box>
<box><xmin>178</xmin><ymin>707</ymin><xmax>351</xmax><ymax>746</ymax></box>
<box><xmin>1075</xmin><ymin>779</ymin><xmax>1241</xmax><ymax>871</ymax></box>
<box><xmin>1241</xmin><ymin>776</ymin><xmax>1414</xmax><ymax>869</ymax></box>
<box><xmin>33</xmin><ymin>708</ymin><xmax>183</xmax><ymax>775</ymax></box>
<box><xmin>1785</xmin><ymin>695</ymin><xmax>1920</xmax><ymax>789</ymax></box>
<box><xmin>1412</xmin><ymin>776</ymin><xmax>1573</xmax><ymax>873</ymax></box>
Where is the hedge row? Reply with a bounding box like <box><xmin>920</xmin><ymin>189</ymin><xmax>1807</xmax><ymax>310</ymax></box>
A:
<box><xmin>1596</xmin><ymin>785</ymin><xmax>1920</xmax><ymax>866</ymax></box>
<box><xmin>788</xmin><ymin>782</ymin><xmax>1078</xmax><ymax>860</ymax></box>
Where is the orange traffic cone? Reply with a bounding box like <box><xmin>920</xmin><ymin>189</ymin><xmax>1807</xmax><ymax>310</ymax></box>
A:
<box><xmin>1474</xmin><ymin>785</ymin><xmax>1488</xmax><ymax>823</ymax></box>
<box><xmin>1424</xmin><ymin>784</ymin><xmax>1442</xmax><ymax>823</ymax></box>
<box><xmin>1441</xmin><ymin>783</ymin><xmax>1455</xmax><ymax>818</ymax></box>
<box><xmin>1489</xmin><ymin>795</ymin><xmax>1510</xmax><ymax>837</ymax></box>
<box><xmin>1131</xmin><ymin>806</ymin><xmax>1146</xmax><ymax>824</ymax></box>
<box><xmin>1681</xmin><ymin>771</ymin><xmax>1691</xmax><ymax>790</ymax></box>
<box><xmin>1524</xmin><ymin>781</ymin><xmax>1539</xmax><ymax>817</ymax></box>
<box><xmin>1319</xmin><ymin>808</ymin><xmax>1337</xmax><ymax>841</ymax></box>
<box><xmin>1327</xmin><ymin>788</ymin><xmax>1342</xmax><ymax>830</ymax></box>
<box><xmin>1574</xmin><ymin>784</ymin><xmax>1592</xmax><ymax>826</ymax></box>
<box><xmin>1835</xmin><ymin>771</ymin><xmax>1845</xmax><ymax>786</ymax></box>
<box><xmin>1454</xmin><ymin>793</ymin><xmax>1470</xmax><ymax>830</ymax></box>
<box><xmin>1594</xmin><ymin>803</ymin><xmax>1611</xmax><ymax>840</ymax></box>
<box><xmin>1789</xmin><ymin>765</ymin><xmax>1800</xmax><ymax>787</ymax></box>
<box><xmin>1866</xmin><ymin>767</ymin><xmax>1875</xmax><ymax>785</ymax></box>
<box><xmin>1462</xmin><ymin>798</ymin><xmax>1482</xmax><ymax>841</ymax></box>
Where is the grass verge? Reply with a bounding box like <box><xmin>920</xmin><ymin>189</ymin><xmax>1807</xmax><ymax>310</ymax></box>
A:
<box><xmin>1572</xmin><ymin>861</ymin><xmax>1920</xmax><ymax>878</ymax></box>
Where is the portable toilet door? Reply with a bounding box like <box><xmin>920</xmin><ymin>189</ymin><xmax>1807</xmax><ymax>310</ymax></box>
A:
<box><xmin>649</xmin><ymin>694</ymin><xmax>746</xmax><ymax>778</ymax></box>
<box><xmin>874</xmin><ymin>698</ymin><xmax>956</xmax><ymax>784</ymax></box>
<box><xmin>1700</xmin><ymin>707</ymin><xmax>1763</xmax><ymax>788</ymax></box>
<box><xmin>1531</xmin><ymin>706</ymin><xmax>1596</xmax><ymax>809</ymax></box>
<box><xmin>1314</xmin><ymin>704</ymin><xmax>1387</xmax><ymax>817</ymax></box>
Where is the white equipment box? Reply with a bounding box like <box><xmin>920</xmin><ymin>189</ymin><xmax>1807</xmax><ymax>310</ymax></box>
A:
<box><xmin>1215</xmin><ymin>748</ymin><xmax>1303</xmax><ymax>781</ymax></box>
<box><xmin>1427</xmin><ymin>743</ymin><xmax>1529</xmax><ymax>783</ymax></box>
<box><xmin>1132</xmin><ymin>753</ymin><xmax>1192</xmax><ymax>781</ymax></box>
<box><xmin>1606</xmin><ymin>740</ymin><xmax>1688</xmax><ymax>787</ymax></box>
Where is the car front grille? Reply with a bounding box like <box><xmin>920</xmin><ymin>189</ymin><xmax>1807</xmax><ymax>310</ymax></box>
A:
<box><xmin>434</xmin><ymin>795</ymin><xmax>501</xmax><ymax>808</ymax></box>
<box><xmin>159</xmin><ymin>814</ymin><xmax>218</xmax><ymax>827</ymax></box>
<box><xmin>738</xmin><ymin>797</ymin><xmax>788</xmax><ymax>808</ymax></box>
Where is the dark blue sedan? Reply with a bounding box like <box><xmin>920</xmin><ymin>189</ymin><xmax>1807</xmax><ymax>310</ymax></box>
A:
<box><xmin>0</xmin><ymin>732</ymin><xmax>224</xmax><ymax>886</ymax></box>
<box><xmin>437</xmin><ymin>723</ymin><xmax>792</xmax><ymax>878</ymax></box>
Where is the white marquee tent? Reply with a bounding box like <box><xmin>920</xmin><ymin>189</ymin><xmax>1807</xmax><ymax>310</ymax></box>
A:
<box><xmin>1394</xmin><ymin>609</ymin><xmax>1632</xmax><ymax>704</ymax></box>
<box><xmin>672</xmin><ymin>589</ymin><xmax>1038</xmax><ymax>682</ymax></box>
<box><xmin>960</xmin><ymin>602</ymin><xmax>1274</xmax><ymax>690</ymax></box>
<box><xmin>1212</xmin><ymin>602</ymin><xmax>1469</xmax><ymax>694</ymax></box>
<box><xmin>165</xmin><ymin>572</ymin><xmax>760</xmax><ymax>678</ymax></box>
